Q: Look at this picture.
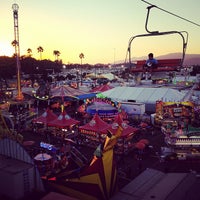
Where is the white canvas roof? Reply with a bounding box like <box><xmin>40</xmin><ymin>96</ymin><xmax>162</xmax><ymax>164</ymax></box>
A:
<box><xmin>86</xmin><ymin>72</ymin><xmax>117</xmax><ymax>80</ymax></box>
<box><xmin>101</xmin><ymin>73</ymin><xmax>116</xmax><ymax>80</ymax></box>
<box><xmin>101</xmin><ymin>86</ymin><xmax>185</xmax><ymax>103</ymax></box>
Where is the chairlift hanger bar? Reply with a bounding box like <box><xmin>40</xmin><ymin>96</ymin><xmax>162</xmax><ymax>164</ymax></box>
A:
<box><xmin>126</xmin><ymin>5</ymin><xmax>188</xmax><ymax>68</ymax></box>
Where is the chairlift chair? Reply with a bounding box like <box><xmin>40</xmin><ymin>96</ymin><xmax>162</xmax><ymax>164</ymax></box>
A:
<box><xmin>126</xmin><ymin>5</ymin><xmax>188</xmax><ymax>76</ymax></box>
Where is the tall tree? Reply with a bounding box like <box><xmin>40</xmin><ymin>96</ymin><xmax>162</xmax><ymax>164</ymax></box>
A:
<box><xmin>27</xmin><ymin>48</ymin><xmax>32</xmax><ymax>57</ymax></box>
<box><xmin>79</xmin><ymin>53</ymin><xmax>84</xmax><ymax>85</ymax></box>
<box><xmin>79</xmin><ymin>53</ymin><xmax>84</xmax><ymax>65</ymax></box>
<box><xmin>37</xmin><ymin>46</ymin><xmax>44</xmax><ymax>60</ymax></box>
<box><xmin>11</xmin><ymin>40</ymin><xmax>18</xmax><ymax>47</ymax></box>
<box><xmin>53</xmin><ymin>50</ymin><xmax>61</xmax><ymax>61</ymax></box>
<box><xmin>11</xmin><ymin>40</ymin><xmax>18</xmax><ymax>57</ymax></box>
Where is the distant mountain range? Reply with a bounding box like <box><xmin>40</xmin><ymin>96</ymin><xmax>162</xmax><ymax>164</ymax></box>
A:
<box><xmin>132</xmin><ymin>53</ymin><xmax>200</xmax><ymax>66</ymax></box>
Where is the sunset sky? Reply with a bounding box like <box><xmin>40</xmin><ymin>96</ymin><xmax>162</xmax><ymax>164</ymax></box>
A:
<box><xmin>0</xmin><ymin>0</ymin><xmax>200</xmax><ymax>64</ymax></box>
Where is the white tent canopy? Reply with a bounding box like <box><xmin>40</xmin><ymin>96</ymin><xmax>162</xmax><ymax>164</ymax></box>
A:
<box><xmin>100</xmin><ymin>73</ymin><xmax>117</xmax><ymax>80</ymax></box>
<box><xmin>100</xmin><ymin>86</ymin><xmax>186</xmax><ymax>113</ymax></box>
<box><xmin>86</xmin><ymin>72</ymin><xmax>117</xmax><ymax>80</ymax></box>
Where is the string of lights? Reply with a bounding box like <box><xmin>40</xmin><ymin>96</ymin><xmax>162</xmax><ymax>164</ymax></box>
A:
<box><xmin>141</xmin><ymin>0</ymin><xmax>200</xmax><ymax>27</ymax></box>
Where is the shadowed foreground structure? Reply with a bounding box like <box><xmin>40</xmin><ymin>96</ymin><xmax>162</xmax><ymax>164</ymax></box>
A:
<box><xmin>44</xmin><ymin>126</ymin><xmax>123</xmax><ymax>200</ymax></box>
<box><xmin>111</xmin><ymin>168</ymin><xmax>200</xmax><ymax>200</ymax></box>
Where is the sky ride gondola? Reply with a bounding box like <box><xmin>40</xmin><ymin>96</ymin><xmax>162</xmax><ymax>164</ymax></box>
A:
<box><xmin>126</xmin><ymin>5</ymin><xmax>189</xmax><ymax>74</ymax></box>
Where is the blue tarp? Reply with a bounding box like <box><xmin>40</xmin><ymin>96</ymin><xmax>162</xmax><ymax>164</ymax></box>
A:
<box><xmin>77</xmin><ymin>93</ymin><xmax>97</xmax><ymax>100</ymax></box>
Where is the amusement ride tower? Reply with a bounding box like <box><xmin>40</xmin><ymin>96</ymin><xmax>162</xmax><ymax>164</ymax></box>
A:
<box><xmin>12</xmin><ymin>3</ymin><xmax>24</xmax><ymax>101</ymax></box>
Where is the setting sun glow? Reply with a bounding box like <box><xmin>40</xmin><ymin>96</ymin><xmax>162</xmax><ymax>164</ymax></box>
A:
<box><xmin>0</xmin><ymin>1</ymin><xmax>200</xmax><ymax>64</ymax></box>
<box><xmin>0</xmin><ymin>41</ymin><xmax>14</xmax><ymax>57</ymax></box>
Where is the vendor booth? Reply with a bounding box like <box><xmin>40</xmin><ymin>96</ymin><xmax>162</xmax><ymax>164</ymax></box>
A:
<box><xmin>32</xmin><ymin>108</ymin><xmax>57</xmax><ymax>125</ymax></box>
<box><xmin>79</xmin><ymin>113</ymin><xmax>111</xmax><ymax>147</ymax></box>
<box><xmin>48</xmin><ymin>111</ymin><xmax>80</xmax><ymax>139</ymax></box>
<box><xmin>79</xmin><ymin>113</ymin><xmax>139</xmax><ymax>154</ymax></box>
<box><xmin>109</xmin><ymin>114</ymin><xmax>139</xmax><ymax>155</ymax></box>
<box><xmin>32</xmin><ymin>108</ymin><xmax>58</xmax><ymax>134</ymax></box>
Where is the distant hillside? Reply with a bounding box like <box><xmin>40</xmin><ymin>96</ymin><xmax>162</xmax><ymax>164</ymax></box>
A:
<box><xmin>184</xmin><ymin>56</ymin><xmax>200</xmax><ymax>66</ymax></box>
<box><xmin>156</xmin><ymin>53</ymin><xmax>200</xmax><ymax>66</ymax></box>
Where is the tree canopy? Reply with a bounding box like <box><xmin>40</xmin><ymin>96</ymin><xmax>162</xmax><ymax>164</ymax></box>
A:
<box><xmin>0</xmin><ymin>56</ymin><xmax>62</xmax><ymax>79</ymax></box>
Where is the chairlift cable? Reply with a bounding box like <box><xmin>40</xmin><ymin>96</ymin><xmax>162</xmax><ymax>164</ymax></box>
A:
<box><xmin>141</xmin><ymin>0</ymin><xmax>200</xmax><ymax>27</ymax></box>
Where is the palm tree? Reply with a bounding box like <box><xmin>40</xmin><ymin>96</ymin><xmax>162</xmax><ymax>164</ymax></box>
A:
<box><xmin>11</xmin><ymin>40</ymin><xmax>18</xmax><ymax>47</ymax></box>
<box><xmin>79</xmin><ymin>53</ymin><xmax>84</xmax><ymax>85</ymax></box>
<box><xmin>79</xmin><ymin>53</ymin><xmax>84</xmax><ymax>65</ymax></box>
<box><xmin>37</xmin><ymin>46</ymin><xmax>44</xmax><ymax>60</ymax></box>
<box><xmin>11</xmin><ymin>40</ymin><xmax>18</xmax><ymax>57</ymax></box>
<box><xmin>27</xmin><ymin>48</ymin><xmax>32</xmax><ymax>57</ymax></box>
<box><xmin>53</xmin><ymin>50</ymin><xmax>61</xmax><ymax>61</ymax></box>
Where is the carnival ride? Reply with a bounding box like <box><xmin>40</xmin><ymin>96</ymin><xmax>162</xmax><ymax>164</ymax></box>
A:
<box><xmin>157</xmin><ymin>100</ymin><xmax>200</xmax><ymax>160</ymax></box>
<box><xmin>156</xmin><ymin>75</ymin><xmax>200</xmax><ymax>153</ymax></box>
<box><xmin>0</xmin><ymin>102</ymin><xmax>26</xmax><ymax>142</ymax></box>
<box><xmin>0</xmin><ymin>110</ymin><xmax>11</xmax><ymax>137</ymax></box>
<box><xmin>126</xmin><ymin>4</ymin><xmax>188</xmax><ymax>78</ymax></box>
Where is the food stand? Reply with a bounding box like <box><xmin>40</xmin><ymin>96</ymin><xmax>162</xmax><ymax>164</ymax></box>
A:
<box><xmin>109</xmin><ymin>114</ymin><xmax>139</xmax><ymax>155</ymax></box>
<box><xmin>47</xmin><ymin>111</ymin><xmax>80</xmax><ymax>139</ymax></box>
<box><xmin>79</xmin><ymin>113</ymin><xmax>111</xmax><ymax>147</ymax></box>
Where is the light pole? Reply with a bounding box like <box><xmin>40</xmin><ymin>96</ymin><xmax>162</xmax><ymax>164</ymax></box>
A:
<box><xmin>12</xmin><ymin>3</ymin><xmax>24</xmax><ymax>101</ymax></box>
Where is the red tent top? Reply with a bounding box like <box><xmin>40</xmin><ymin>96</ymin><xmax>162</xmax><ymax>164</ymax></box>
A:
<box><xmin>90</xmin><ymin>84</ymin><xmax>114</xmax><ymax>93</ymax></box>
<box><xmin>48</xmin><ymin>111</ymin><xmax>80</xmax><ymax>128</ymax></box>
<box><xmin>79</xmin><ymin>113</ymin><xmax>111</xmax><ymax>134</ymax></box>
<box><xmin>109</xmin><ymin>114</ymin><xmax>139</xmax><ymax>137</ymax></box>
<box><xmin>32</xmin><ymin>108</ymin><xmax>57</xmax><ymax>124</ymax></box>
